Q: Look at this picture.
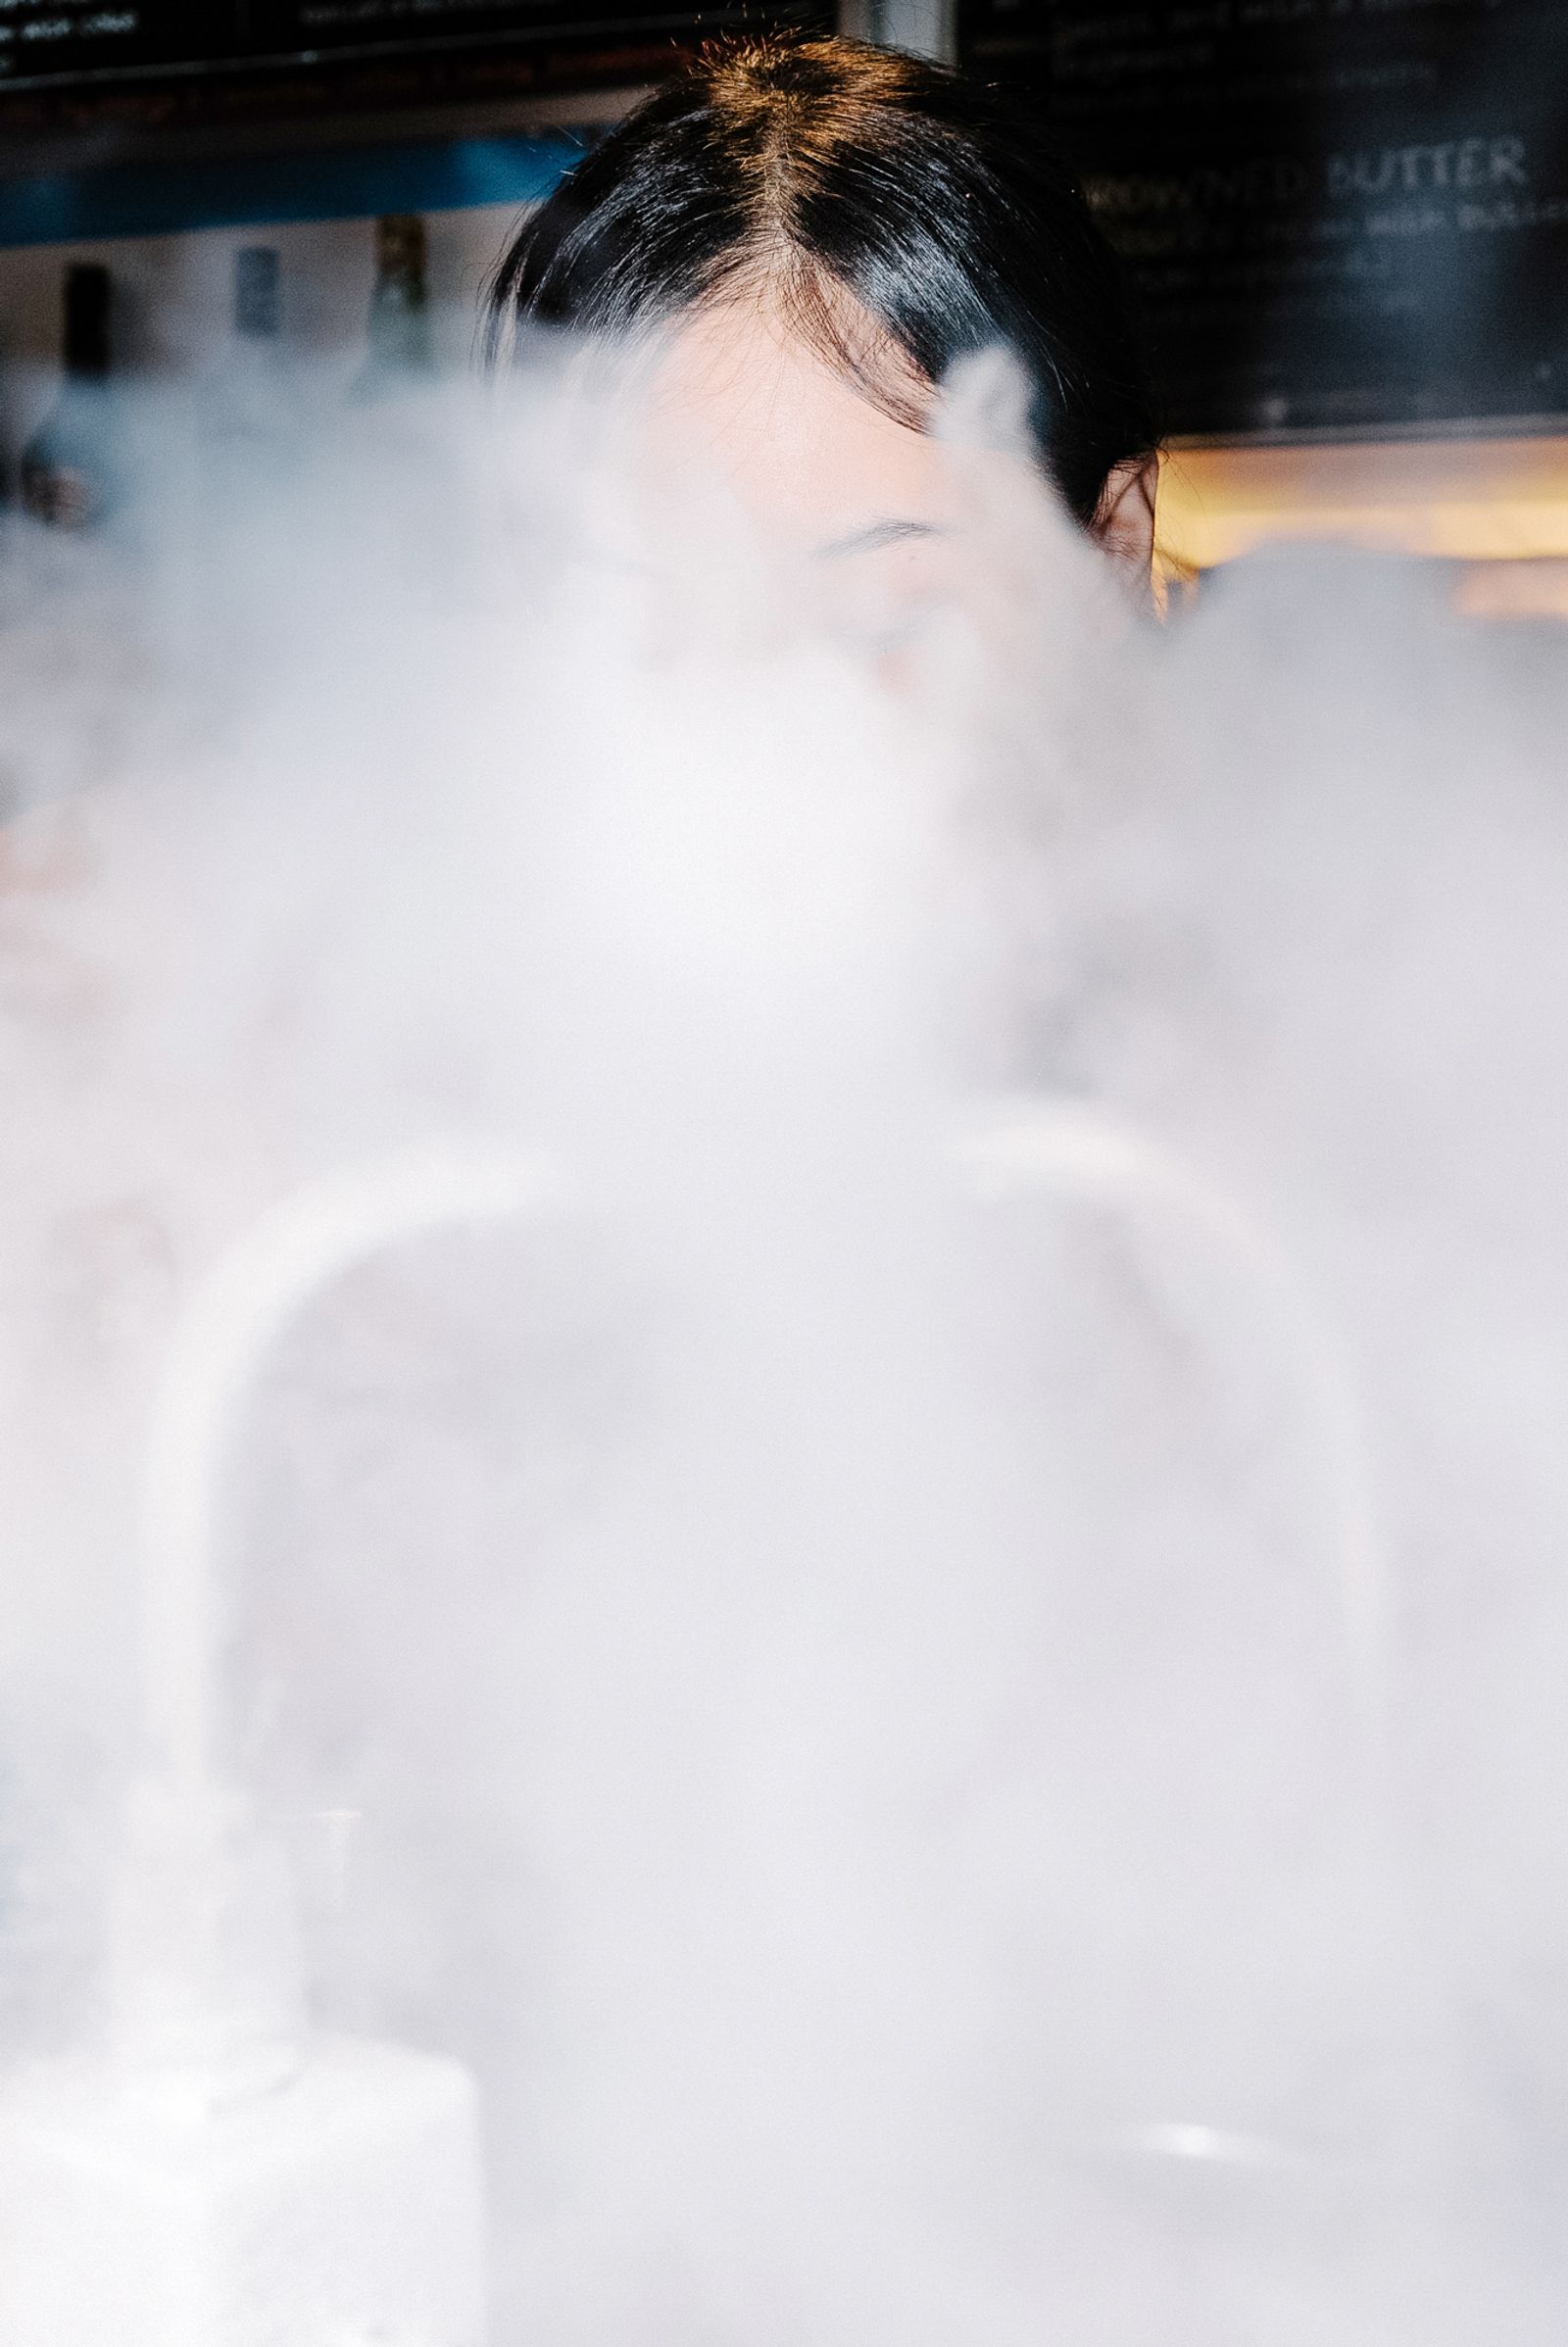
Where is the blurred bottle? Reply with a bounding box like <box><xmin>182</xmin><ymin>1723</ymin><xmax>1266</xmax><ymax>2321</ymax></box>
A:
<box><xmin>351</xmin><ymin>214</ymin><xmax>436</xmax><ymax>403</ymax></box>
<box><xmin>20</xmin><ymin>262</ymin><xmax>116</xmax><ymax>530</ymax></box>
<box><xmin>0</xmin><ymin>343</ymin><xmax>12</xmax><ymax>517</ymax></box>
<box><xmin>201</xmin><ymin>245</ymin><xmax>304</xmax><ymax>462</ymax></box>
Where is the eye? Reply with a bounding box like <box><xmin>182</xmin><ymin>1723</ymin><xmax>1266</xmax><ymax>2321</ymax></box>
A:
<box><xmin>814</xmin><ymin>527</ymin><xmax>955</xmax><ymax>651</ymax></box>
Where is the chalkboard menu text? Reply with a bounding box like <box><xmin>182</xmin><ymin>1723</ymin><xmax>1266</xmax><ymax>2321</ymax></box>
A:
<box><xmin>961</xmin><ymin>0</ymin><xmax>1568</xmax><ymax>438</ymax></box>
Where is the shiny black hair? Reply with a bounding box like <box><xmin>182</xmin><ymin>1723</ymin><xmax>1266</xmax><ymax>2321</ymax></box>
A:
<box><xmin>485</xmin><ymin>34</ymin><xmax>1158</xmax><ymax>528</ymax></box>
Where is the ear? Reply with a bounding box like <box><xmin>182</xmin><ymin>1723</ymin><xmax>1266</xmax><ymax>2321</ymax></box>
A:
<box><xmin>1093</xmin><ymin>453</ymin><xmax>1159</xmax><ymax>593</ymax></box>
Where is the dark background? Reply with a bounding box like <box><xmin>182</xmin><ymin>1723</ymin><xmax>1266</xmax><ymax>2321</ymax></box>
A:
<box><xmin>3</xmin><ymin>1</ymin><xmax>1564</xmax><ymax>440</ymax></box>
<box><xmin>960</xmin><ymin>0</ymin><xmax>1568</xmax><ymax>440</ymax></box>
<box><xmin>0</xmin><ymin>1</ymin><xmax>828</xmax><ymax>136</ymax></box>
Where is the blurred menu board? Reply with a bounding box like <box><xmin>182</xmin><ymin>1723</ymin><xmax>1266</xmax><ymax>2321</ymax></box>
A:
<box><xmin>960</xmin><ymin>0</ymin><xmax>1568</xmax><ymax>438</ymax></box>
<box><xmin>0</xmin><ymin>0</ymin><xmax>826</xmax><ymax>127</ymax></box>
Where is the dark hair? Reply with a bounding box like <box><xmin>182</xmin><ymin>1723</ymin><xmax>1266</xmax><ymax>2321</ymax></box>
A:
<box><xmin>485</xmin><ymin>34</ymin><xmax>1157</xmax><ymax>529</ymax></box>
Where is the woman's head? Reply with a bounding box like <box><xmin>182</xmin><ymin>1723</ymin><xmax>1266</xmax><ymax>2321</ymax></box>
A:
<box><xmin>488</xmin><ymin>36</ymin><xmax>1159</xmax><ymax>601</ymax></box>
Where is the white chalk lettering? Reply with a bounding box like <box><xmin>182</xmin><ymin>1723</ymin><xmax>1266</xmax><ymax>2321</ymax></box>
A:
<box><xmin>1327</xmin><ymin>136</ymin><xmax>1529</xmax><ymax>199</ymax></box>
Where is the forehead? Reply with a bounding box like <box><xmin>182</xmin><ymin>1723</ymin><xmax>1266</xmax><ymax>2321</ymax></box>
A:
<box><xmin>637</xmin><ymin>299</ymin><xmax>956</xmax><ymax>549</ymax></box>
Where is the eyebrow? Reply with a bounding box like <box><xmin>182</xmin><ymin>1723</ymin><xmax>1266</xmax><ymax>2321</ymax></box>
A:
<box><xmin>815</xmin><ymin>518</ymin><xmax>947</xmax><ymax>561</ymax></box>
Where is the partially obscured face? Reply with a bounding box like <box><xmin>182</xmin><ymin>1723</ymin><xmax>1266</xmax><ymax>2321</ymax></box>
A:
<box><xmin>568</xmin><ymin>287</ymin><xmax>1152</xmax><ymax>667</ymax></box>
<box><xmin>639</xmin><ymin>300</ymin><xmax>960</xmax><ymax>654</ymax></box>
<box><xmin>563</xmin><ymin>295</ymin><xmax>968</xmax><ymax>662</ymax></box>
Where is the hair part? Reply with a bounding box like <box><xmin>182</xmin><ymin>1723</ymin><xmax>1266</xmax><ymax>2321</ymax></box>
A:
<box><xmin>486</xmin><ymin>35</ymin><xmax>1159</xmax><ymax>528</ymax></box>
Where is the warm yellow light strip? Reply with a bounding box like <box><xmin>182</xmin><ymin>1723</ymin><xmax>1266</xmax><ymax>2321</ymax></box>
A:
<box><xmin>1154</xmin><ymin>435</ymin><xmax>1568</xmax><ymax>572</ymax></box>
